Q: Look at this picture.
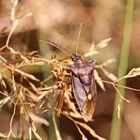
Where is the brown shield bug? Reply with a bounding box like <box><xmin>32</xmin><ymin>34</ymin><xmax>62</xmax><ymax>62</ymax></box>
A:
<box><xmin>71</xmin><ymin>53</ymin><xmax>97</xmax><ymax>121</ymax></box>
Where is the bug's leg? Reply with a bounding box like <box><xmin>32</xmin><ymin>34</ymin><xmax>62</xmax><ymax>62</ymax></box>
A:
<box><xmin>57</xmin><ymin>83</ymin><xmax>68</xmax><ymax>116</ymax></box>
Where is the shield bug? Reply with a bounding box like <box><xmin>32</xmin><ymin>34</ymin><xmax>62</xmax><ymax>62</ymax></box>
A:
<box><xmin>71</xmin><ymin>54</ymin><xmax>97</xmax><ymax>121</ymax></box>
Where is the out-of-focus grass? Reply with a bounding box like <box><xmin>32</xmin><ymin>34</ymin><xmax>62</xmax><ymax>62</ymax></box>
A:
<box><xmin>39</xmin><ymin>35</ymin><xmax>57</xmax><ymax>140</ymax></box>
<box><xmin>110</xmin><ymin>0</ymin><xmax>134</xmax><ymax>140</ymax></box>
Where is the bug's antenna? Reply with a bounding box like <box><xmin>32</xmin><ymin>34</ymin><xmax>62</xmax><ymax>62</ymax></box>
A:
<box><xmin>75</xmin><ymin>22</ymin><xmax>83</xmax><ymax>55</ymax></box>
<box><xmin>46</xmin><ymin>41</ymin><xmax>71</xmax><ymax>57</ymax></box>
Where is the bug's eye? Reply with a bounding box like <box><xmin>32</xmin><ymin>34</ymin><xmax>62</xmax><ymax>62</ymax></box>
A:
<box><xmin>91</xmin><ymin>60</ymin><xmax>96</xmax><ymax>65</ymax></box>
<box><xmin>71</xmin><ymin>54</ymin><xmax>82</xmax><ymax>62</ymax></box>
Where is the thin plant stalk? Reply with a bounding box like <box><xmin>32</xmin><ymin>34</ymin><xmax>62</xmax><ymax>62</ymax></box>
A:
<box><xmin>110</xmin><ymin>0</ymin><xmax>134</xmax><ymax>140</ymax></box>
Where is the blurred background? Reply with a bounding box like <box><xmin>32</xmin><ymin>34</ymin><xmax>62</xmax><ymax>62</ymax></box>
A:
<box><xmin>0</xmin><ymin>0</ymin><xmax>140</xmax><ymax>140</ymax></box>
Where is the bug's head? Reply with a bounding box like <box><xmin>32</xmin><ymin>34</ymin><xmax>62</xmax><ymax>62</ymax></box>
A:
<box><xmin>71</xmin><ymin>54</ymin><xmax>82</xmax><ymax>62</ymax></box>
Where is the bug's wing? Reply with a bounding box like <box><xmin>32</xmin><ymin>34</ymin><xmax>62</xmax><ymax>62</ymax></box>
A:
<box><xmin>82</xmin><ymin>76</ymin><xmax>97</xmax><ymax>122</ymax></box>
<box><xmin>82</xmin><ymin>99</ymin><xmax>96</xmax><ymax>122</ymax></box>
<box><xmin>90</xmin><ymin>74</ymin><xmax>97</xmax><ymax>101</ymax></box>
<box><xmin>72</xmin><ymin>74</ymin><xmax>96</xmax><ymax>122</ymax></box>
<box><xmin>72</xmin><ymin>74</ymin><xmax>87</xmax><ymax>112</ymax></box>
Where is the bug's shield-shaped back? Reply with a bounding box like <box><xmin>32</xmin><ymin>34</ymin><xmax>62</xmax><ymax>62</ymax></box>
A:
<box><xmin>71</xmin><ymin>54</ymin><xmax>97</xmax><ymax>122</ymax></box>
